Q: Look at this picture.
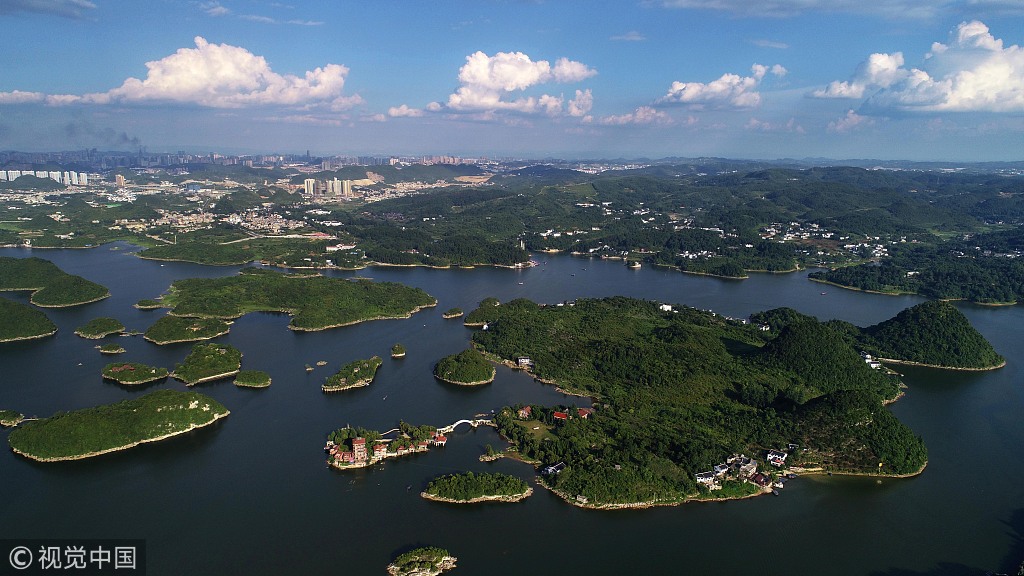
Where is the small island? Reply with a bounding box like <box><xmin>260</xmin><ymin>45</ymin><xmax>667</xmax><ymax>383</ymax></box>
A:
<box><xmin>391</xmin><ymin>343</ymin><xmax>406</xmax><ymax>358</ymax></box>
<box><xmin>323</xmin><ymin>356</ymin><xmax>383</xmax><ymax>392</ymax></box>
<box><xmin>0</xmin><ymin>298</ymin><xmax>57</xmax><ymax>342</ymax></box>
<box><xmin>134</xmin><ymin>299</ymin><xmax>162</xmax><ymax>310</ymax></box>
<box><xmin>433</xmin><ymin>349</ymin><xmax>496</xmax><ymax>385</ymax></box>
<box><xmin>7</xmin><ymin>389</ymin><xmax>229</xmax><ymax>462</ymax></box>
<box><xmin>75</xmin><ymin>317</ymin><xmax>126</xmax><ymax>339</ymax></box>
<box><xmin>102</xmin><ymin>362</ymin><xmax>170</xmax><ymax>385</ymax></box>
<box><xmin>144</xmin><ymin>316</ymin><xmax>231</xmax><ymax>345</ymax></box>
<box><xmin>0</xmin><ymin>410</ymin><xmax>24</xmax><ymax>427</ymax></box>
<box><xmin>442</xmin><ymin>307</ymin><xmax>464</xmax><ymax>319</ymax></box>
<box><xmin>0</xmin><ymin>256</ymin><xmax>109</xmax><ymax>307</ymax></box>
<box><xmin>151</xmin><ymin>267</ymin><xmax>436</xmax><ymax>332</ymax></box>
<box><xmin>421</xmin><ymin>472</ymin><xmax>532</xmax><ymax>503</ymax></box>
<box><xmin>233</xmin><ymin>369</ymin><xmax>271</xmax><ymax>388</ymax></box>
<box><xmin>325</xmin><ymin>423</ymin><xmax>446</xmax><ymax>469</ymax></box>
<box><xmin>387</xmin><ymin>547</ymin><xmax>457</xmax><ymax>576</ymax></box>
<box><xmin>172</xmin><ymin>343</ymin><xmax>243</xmax><ymax>385</ymax></box>
<box><xmin>98</xmin><ymin>343</ymin><xmax>126</xmax><ymax>354</ymax></box>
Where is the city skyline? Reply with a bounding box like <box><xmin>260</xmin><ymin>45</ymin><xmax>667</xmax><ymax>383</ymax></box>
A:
<box><xmin>1</xmin><ymin>1</ymin><xmax>1023</xmax><ymax>160</ymax></box>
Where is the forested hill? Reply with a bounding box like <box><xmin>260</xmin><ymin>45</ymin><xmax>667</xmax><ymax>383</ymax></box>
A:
<box><xmin>750</xmin><ymin>301</ymin><xmax>1004</xmax><ymax>370</ymax></box>
<box><xmin>863</xmin><ymin>301</ymin><xmax>1005</xmax><ymax>369</ymax></box>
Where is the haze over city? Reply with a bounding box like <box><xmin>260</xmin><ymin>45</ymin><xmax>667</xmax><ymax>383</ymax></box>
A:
<box><xmin>1</xmin><ymin>0</ymin><xmax>1023</xmax><ymax>160</ymax></box>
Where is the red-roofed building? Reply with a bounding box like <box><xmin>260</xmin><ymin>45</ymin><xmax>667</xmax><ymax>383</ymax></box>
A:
<box><xmin>577</xmin><ymin>408</ymin><xmax>594</xmax><ymax>419</ymax></box>
<box><xmin>553</xmin><ymin>411</ymin><xmax>568</xmax><ymax>423</ymax></box>
<box><xmin>352</xmin><ymin>437</ymin><xmax>367</xmax><ymax>461</ymax></box>
<box><xmin>432</xmin><ymin>434</ymin><xmax>447</xmax><ymax>446</ymax></box>
<box><xmin>373</xmin><ymin>444</ymin><xmax>388</xmax><ymax>460</ymax></box>
<box><xmin>417</xmin><ymin>441</ymin><xmax>429</xmax><ymax>452</ymax></box>
<box><xmin>518</xmin><ymin>406</ymin><xmax>532</xmax><ymax>419</ymax></box>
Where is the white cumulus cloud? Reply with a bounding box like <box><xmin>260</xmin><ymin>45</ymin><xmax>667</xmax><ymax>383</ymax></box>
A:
<box><xmin>599</xmin><ymin>106</ymin><xmax>674</xmax><ymax>125</ymax></box>
<box><xmin>567</xmin><ymin>89</ymin><xmax>593</xmax><ymax>117</ymax></box>
<box><xmin>813</xmin><ymin>21</ymin><xmax>1024</xmax><ymax>113</ymax></box>
<box><xmin>388</xmin><ymin>104</ymin><xmax>424</xmax><ymax>118</ymax></box>
<box><xmin>445</xmin><ymin>51</ymin><xmax>596</xmax><ymax>117</ymax></box>
<box><xmin>0</xmin><ymin>37</ymin><xmax>361</xmax><ymax>110</ymax></box>
<box><xmin>828</xmin><ymin>109</ymin><xmax>875</xmax><ymax>132</ymax></box>
<box><xmin>657</xmin><ymin>63</ymin><xmax>786</xmax><ymax>109</ymax></box>
<box><xmin>0</xmin><ymin>90</ymin><xmax>45</xmax><ymax>104</ymax></box>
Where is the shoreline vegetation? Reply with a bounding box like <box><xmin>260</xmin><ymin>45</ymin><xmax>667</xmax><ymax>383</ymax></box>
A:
<box><xmin>421</xmin><ymin>472</ymin><xmax>532</xmax><ymax>503</ymax></box>
<box><xmin>98</xmin><ymin>344</ymin><xmax>126</xmax><ymax>354</ymax></box>
<box><xmin>433</xmin><ymin>349</ymin><xmax>496</xmax><ymax>385</ymax></box>
<box><xmin>102</xmin><ymin>362</ymin><xmax>169</xmax><ymax>385</ymax></box>
<box><xmin>7</xmin><ymin>390</ymin><xmax>229</xmax><ymax>462</ymax></box>
<box><xmin>143</xmin><ymin>316</ymin><xmax>232</xmax><ymax>345</ymax></box>
<box><xmin>420</xmin><ymin>489</ymin><xmax>533</xmax><ymax>504</ymax></box>
<box><xmin>75</xmin><ymin>317</ymin><xmax>126</xmax><ymax>339</ymax></box>
<box><xmin>0</xmin><ymin>256</ymin><xmax>110</xmax><ymax>307</ymax></box>
<box><xmin>0</xmin><ymin>298</ymin><xmax>58</xmax><ymax>342</ymax></box>
<box><xmin>322</xmin><ymin>356</ymin><xmax>383</xmax><ymax>392</ymax></box>
<box><xmin>233</xmin><ymin>369</ymin><xmax>271</xmax><ymax>388</ymax></box>
<box><xmin>171</xmin><ymin>343</ymin><xmax>243</xmax><ymax>386</ymax></box>
<box><xmin>387</xmin><ymin>548</ymin><xmax>457</xmax><ymax>576</ymax></box>
<box><xmin>152</xmin><ymin>268</ymin><xmax>436</xmax><ymax>333</ymax></box>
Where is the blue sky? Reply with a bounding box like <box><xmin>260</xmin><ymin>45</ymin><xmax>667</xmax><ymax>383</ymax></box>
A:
<box><xmin>0</xmin><ymin>0</ymin><xmax>1022</xmax><ymax>160</ymax></box>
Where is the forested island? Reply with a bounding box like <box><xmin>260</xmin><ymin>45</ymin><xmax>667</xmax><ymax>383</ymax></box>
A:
<box><xmin>75</xmin><ymin>317</ymin><xmax>125</xmax><ymax>339</ymax></box>
<box><xmin>0</xmin><ymin>410</ymin><xmax>24</xmax><ymax>427</ymax></box>
<box><xmin>387</xmin><ymin>547</ymin><xmax>457</xmax><ymax>576</ymax></box>
<box><xmin>421</xmin><ymin>472</ymin><xmax>532</xmax><ymax>503</ymax></box>
<box><xmin>442</xmin><ymin>307</ymin><xmax>463</xmax><ymax>319</ymax></box>
<box><xmin>144</xmin><ymin>316</ymin><xmax>231</xmax><ymax>344</ymax></box>
<box><xmin>102</xmin><ymin>362</ymin><xmax>169</xmax><ymax>385</ymax></box>
<box><xmin>391</xmin><ymin>343</ymin><xmax>406</xmax><ymax>358</ymax></box>
<box><xmin>0</xmin><ymin>298</ymin><xmax>57</xmax><ymax>342</ymax></box>
<box><xmin>0</xmin><ymin>257</ymin><xmax>109</xmax><ymax>306</ymax></box>
<box><xmin>153</xmin><ymin>267</ymin><xmax>436</xmax><ymax>331</ymax></box>
<box><xmin>134</xmin><ymin>299</ymin><xmax>162</xmax><ymax>309</ymax></box>
<box><xmin>7</xmin><ymin>390</ymin><xmax>229</xmax><ymax>461</ymax></box>
<box><xmin>98</xmin><ymin>343</ymin><xmax>125</xmax><ymax>354</ymax></box>
<box><xmin>322</xmin><ymin>356</ymin><xmax>382</xmax><ymax>392</ymax></box>
<box><xmin>233</xmin><ymin>369</ymin><xmax>271</xmax><ymax>388</ymax></box>
<box><xmin>433</xmin><ymin>349</ymin><xmax>496</xmax><ymax>385</ymax></box>
<box><xmin>325</xmin><ymin>422</ymin><xmax>442</xmax><ymax>469</ymax></box>
<box><xmin>458</xmin><ymin>296</ymin><xmax>998</xmax><ymax>507</ymax></box>
<box><xmin>172</xmin><ymin>343</ymin><xmax>242</xmax><ymax>385</ymax></box>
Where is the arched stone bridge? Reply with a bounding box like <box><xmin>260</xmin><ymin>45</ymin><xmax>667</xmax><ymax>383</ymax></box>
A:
<box><xmin>436</xmin><ymin>418</ymin><xmax>494</xmax><ymax>435</ymax></box>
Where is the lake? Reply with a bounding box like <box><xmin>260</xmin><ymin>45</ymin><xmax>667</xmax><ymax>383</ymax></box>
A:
<box><xmin>1</xmin><ymin>243</ymin><xmax>1022</xmax><ymax>575</ymax></box>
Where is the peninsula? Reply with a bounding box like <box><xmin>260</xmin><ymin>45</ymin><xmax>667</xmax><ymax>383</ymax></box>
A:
<box><xmin>421</xmin><ymin>472</ymin><xmax>532</xmax><ymax>503</ymax></box>
<box><xmin>152</xmin><ymin>267</ymin><xmax>436</xmax><ymax>331</ymax></box>
<box><xmin>322</xmin><ymin>356</ymin><xmax>382</xmax><ymax>392</ymax></box>
<box><xmin>0</xmin><ymin>298</ymin><xmax>57</xmax><ymax>342</ymax></box>
<box><xmin>387</xmin><ymin>547</ymin><xmax>457</xmax><ymax>576</ymax></box>
<box><xmin>0</xmin><ymin>256</ymin><xmax>109</xmax><ymax>307</ymax></box>
<box><xmin>172</xmin><ymin>343</ymin><xmax>242</xmax><ymax>385</ymax></box>
<box><xmin>7</xmin><ymin>390</ymin><xmax>229</xmax><ymax>461</ymax></box>
<box><xmin>433</xmin><ymin>349</ymin><xmax>496</xmax><ymax>385</ymax></box>
<box><xmin>75</xmin><ymin>317</ymin><xmax>126</xmax><ymax>339</ymax></box>
<box><xmin>463</xmin><ymin>296</ymin><xmax>985</xmax><ymax>507</ymax></box>
<box><xmin>102</xmin><ymin>362</ymin><xmax>169</xmax><ymax>385</ymax></box>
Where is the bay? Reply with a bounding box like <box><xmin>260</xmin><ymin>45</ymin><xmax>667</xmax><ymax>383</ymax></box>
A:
<box><xmin>1</xmin><ymin>243</ymin><xmax>1022</xmax><ymax>575</ymax></box>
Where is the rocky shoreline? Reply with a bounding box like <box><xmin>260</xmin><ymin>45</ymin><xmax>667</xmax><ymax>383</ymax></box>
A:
<box><xmin>420</xmin><ymin>488</ymin><xmax>533</xmax><ymax>504</ymax></box>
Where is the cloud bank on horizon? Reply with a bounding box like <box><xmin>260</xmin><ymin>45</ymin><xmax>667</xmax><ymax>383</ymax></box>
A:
<box><xmin>0</xmin><ymin>0</ymin><xmax>1022</xmax><ymax>159</ymax></box>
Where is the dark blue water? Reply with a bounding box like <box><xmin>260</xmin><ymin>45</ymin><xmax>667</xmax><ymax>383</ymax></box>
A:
<box><xmin>1</xmin><ymin>244</ymin><xmax>1022</xmax><ymax>575</ymax></box>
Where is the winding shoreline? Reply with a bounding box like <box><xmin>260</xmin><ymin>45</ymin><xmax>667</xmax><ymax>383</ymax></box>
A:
<box><xmin>433</xmin><ymin>368</ymin><xmax>496</xmax><ymax>386</ymax></box>
<box><xmin>877</xmin><ymin>357</ymin><xmax>1006</xmax><ymax>371</ymax></box>
<box><xmin>0</xmin><ymin>328</ymin><xmax>58</xmax><ymax>343</ymax></box>
<box><xmin>9</xmin><ymin>410</ymin><xmax>230</xmax><ymax>462</ymax></box>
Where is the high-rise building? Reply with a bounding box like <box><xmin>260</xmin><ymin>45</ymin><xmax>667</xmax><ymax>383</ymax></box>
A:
<box><xmin>115</xmin><ymin>174</ymin><xmax>126</xmax><ymax>187</ymax></box>
<box><xmin>342</xmin><ymin>180</ymin><xmax>353</xmax><ymax>197</ymax></box>
<box><xmin>303</xmin><ymin>178</ymin><xmax>317</xmax><ymax>196</ymax></box>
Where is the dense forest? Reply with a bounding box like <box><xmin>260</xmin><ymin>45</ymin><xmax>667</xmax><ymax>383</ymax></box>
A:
<box><xmin>0</xmin><ymin>257</ymin><xmax>109</xmax><ymax>306</ymax></box>
<box><xmin>423</xmin><ymin>472</ymin><xmax>529</xmax><ymax>501</ymax></box>
<box><xmin>467</xmin><ymin>296</ymin><xmax>938</xmax><ymax>505</ymax></box>
<box><xmin>155</xmin><ymin>267</ymin><xmax>435</xmax><ymax>331</ymax></box>
<box><xmin>433</xmin><ymin>349</ymin><xmax>496</xmax><ymax>384</ymax></box>
<box><xmin>0</xmin><ymin>297</ymin><xmax>57</xmax><ymax>341</ymax></box>
<box><xmin>172</xmin><ymin>343</ymin><xmax>242</xmax><ymax>385</ymax></box>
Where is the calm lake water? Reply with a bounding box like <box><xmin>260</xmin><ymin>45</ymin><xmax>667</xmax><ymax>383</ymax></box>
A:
<box><xmin>1</xmin><ymin>244</ymin><xmax>1022</xmax><ymax>576</ymax></box>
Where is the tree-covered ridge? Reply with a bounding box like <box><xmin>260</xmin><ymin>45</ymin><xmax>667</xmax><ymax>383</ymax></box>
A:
<box><xmin>0</xmin><ymin>257</ymin><xmax>109</xmax><ymax>306</ymax></box>
<box><xmin>423</xmin><ymin>472</ymin><xmax>530</xmax><ymax>501</ymax></box>
<box><xmin>323</xmin><ymin>356</ymin><xmax>383</xmax><ymax>392</ymax></box>
<box><xmin>7</xmin><ymin>390</ymin><xmax>229</xmax><ymax>461</ymax></box>
<box><xmin>469</xmin><ymin>297</ymin><xmax>926</xmax><ymax>505</ymax></box>
<box><xmin>75</xmin><ymin>317</ymin><xmax>125</xmax><ymax>339</ymax></box>
<box><xmin>433</xmin><ymin>349</ymin><xmax>496</xmax><ymax>385</ymax></box>
<box><xmin>750</xmin><ymin>302</ymin><xmax>1004</xmax><ymax>370</ymax></box>
<box><xmin>155</xmin><ymin>268</ymin><xmax>436</xmax><ymax>331</ymax></box>
<box><xmin>0</xmin><ymin>297</ymin><xmax>57</xmax><ymax>342</ymax></box>
<box><xmin>863</xmin><ymin>301</ymin><xmax>1004</xmax><ymax>368</ymax></box>
<box><xmin>101</xmin><ymin>362</ymin><xmax>169</xmax><ymax>385</ymax></box>
<box><xmin>144</xmin><ymin>316</ymin><xmax>231</xmax><ymax>344</ymax></box>
<box><xmin>172</xmin><ymin>343</ymin><xmax>242</xmax><ymax>385</ymax></box>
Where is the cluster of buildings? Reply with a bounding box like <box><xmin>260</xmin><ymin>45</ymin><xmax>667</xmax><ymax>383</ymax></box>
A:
<box><xmin>0</xmin><ymin>170</ymin><xmax>89</xmax><ymax>185</ymax></box>
<box><xmin>324</xmin><ymin>432</ymin><xmax>448</xmax><ymax>467</ymax></box>
<box><xmin>695</xmin><ymin>449</ymin><xmax>792</xmax><ymax>490</ymax></box>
